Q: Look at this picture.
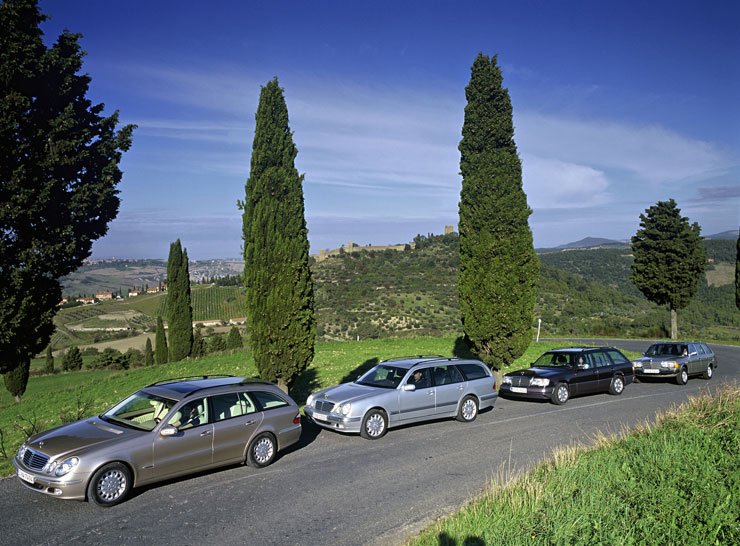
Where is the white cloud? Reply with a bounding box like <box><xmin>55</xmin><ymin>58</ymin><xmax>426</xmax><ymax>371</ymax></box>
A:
<box><xmin>523</xmin><ymin>155</ymin><xmax>610</xmax><ymax>209</ymax></box>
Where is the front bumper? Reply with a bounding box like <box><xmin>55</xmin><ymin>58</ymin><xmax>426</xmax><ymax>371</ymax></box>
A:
<box><xmin>12</xmin><ymin>459</ymin><xmax>89</xmax><ymax>500</ymax></box>
<box><xmin>634</xmin><ymin>368</ymin><xmax>680</xmax><ymax>378</ymax></box>
<box><xmin>303</xmin><ymin>406</ymin><xmax>362</xmax><ymax>434</ymax></box>
<box><xmin>498</xmin><ymin>384</ymin><xmax>553</xmax><ymax>400</ymax></box>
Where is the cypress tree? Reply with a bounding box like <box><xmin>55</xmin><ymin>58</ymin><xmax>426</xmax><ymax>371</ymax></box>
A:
<box><xmin>0</xmin><ymin>0</ymin><xmax>134</xmax><ymax>400</ymax></box>
<box><xmin>62</xmin><ymin>345</ymin><xmax>82</xmax><ymax>371</ymax></box>
<box><xmin>144</xmin><ymin>337</ymin><xmax>154</xmax><ymax>366</ymax></box>
<box><xmin>242</xmin><ymin>78</ymin><xmax>315</xmax><ymax>392</ymax></box>
<box><xmin>631</xmin><ymin>199</ymin><xmax>705</xmax><ymax>339</ymax></box>
<box><xmin>457</xmin><ymin>53</ymin><xmax>538</xmax><ymax>369</ymax></box>
<box><xmin>4</xmin><ymin>360</ymin><xmax>29</xmax><ymax>402</ymax></box>
<box><xmin>166</xmin><ymin>240</ymin><xmax>193</xmax><ymax>361</ymax></box>
<box><xmin>154</xmin><ymin>316</ymin><xmax>168</xmax><ymax>365</ymax></box>
<box><xmin>191</xmin><ymin>329</ymin><xmax>206</xmax><ymax>358</ymax></box>
<box><xmin>45</xmin><ymin>345</ymin><xmax>54</xmax><ymax>374</ymax></box>
<box><xmin>226</xmin><ymin>326</ymin><xmax>243</xmax><ymax>350</ymax></box>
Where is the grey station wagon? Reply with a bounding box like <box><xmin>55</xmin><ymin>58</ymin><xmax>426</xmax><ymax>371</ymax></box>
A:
<box><xmin>304</xmin><ymin>356</ymin><xmax>497</xmax><ymax>439</ymax></box>
<box><xmin>632</xmin><ymin>341</ymin><xmax>717</xmax><ymax>384</ymax></box>
<box><xmin>14</xmin><ymin>376</ymin><xmax>301</xmax><ymax>506</ymax></box>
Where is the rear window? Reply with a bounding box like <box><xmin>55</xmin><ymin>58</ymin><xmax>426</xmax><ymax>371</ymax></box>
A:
<box><xmin>253</xmin><ymin>390</ymin><xmax>289</xmax><ymax>411</ymax></box>
<box><xmin>457</xmin><ymin>363</ymin><xmax>489</xmax><ymax>381</ymax></box>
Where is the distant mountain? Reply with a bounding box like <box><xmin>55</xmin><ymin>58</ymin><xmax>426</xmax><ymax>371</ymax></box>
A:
<box><xmin>705</xmin><ymin>230</ymin><xmax>738</xmax><ymax>241</ymax></box>
<box><xmin>536</xmin><ymin>237</ymin><xmax>627</xmax><ymax>254</ymax></box>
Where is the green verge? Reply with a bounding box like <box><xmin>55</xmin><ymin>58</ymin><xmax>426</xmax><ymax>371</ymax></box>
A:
<box><xmin>410</xmin><ymin>383</ymin><xmax>739</xmax><ymax>546</ymax></box>
<box><xmin>0</xmin><ymin>337</ymin><xmax>585</xmax><ymax>476</ymax></box>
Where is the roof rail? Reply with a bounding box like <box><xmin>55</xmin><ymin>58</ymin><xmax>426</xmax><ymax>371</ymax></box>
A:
<box><xmin>147</xmin><ymin>374</ymin><xmax>236</xmax><ymax>387</ymax></box>
<box><xmin>381</xmin><ymin>355</ymin><xmax>446</xmax><ymax>363</ymax></box>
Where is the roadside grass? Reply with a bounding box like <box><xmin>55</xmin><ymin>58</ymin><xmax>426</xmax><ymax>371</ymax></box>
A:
<box><xmin>410</xmin><ymin>383</ymin><xmax>739</xmax><ymax>546</ymax></box>
<box><xmin>0</xmin><ymin>336</ymin><xmax>586</xmax><ymax>476</ymax></box>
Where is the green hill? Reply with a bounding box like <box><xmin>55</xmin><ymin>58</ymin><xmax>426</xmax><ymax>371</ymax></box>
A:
<box><xmin>49</xmin><ymin>236</ymin><xmax>738</xmax><ymax>352</ymax></box>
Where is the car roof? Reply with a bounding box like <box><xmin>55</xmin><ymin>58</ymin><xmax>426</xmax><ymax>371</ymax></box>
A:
<box><xmin>547</xmin><ymin>347</ymin><xmax>611</xmax><ymax>353</ymax></box>
<box><xmin>380</xmin><ymin>356</ymin><xmax>485</xmax><ymax>371</ymax></box>
<box><xmin>144</xmin><ymin>376</ymin><xmax>277</xmax><ymax>400</ymax></box>
<box><xmin>648</xmin><ymin>341</ymin><xmax>705</xmax><ymax>345</ymax></box>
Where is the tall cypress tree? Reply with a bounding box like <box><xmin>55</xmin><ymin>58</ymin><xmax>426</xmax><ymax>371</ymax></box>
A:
<box><xmin>631</xmin><ymin>199</ymin><xmax>705</xmax><ymax>339</ymax></box>
<box><xmin>457</xmin><ymin>53</ymin><xmax>538</xmax><ymax>369</ymax></box>
<box><xmin>0</xmin><ymin>0</ymin><xmax>134</xmax><ymax>400</ymax></box>
<box><xmin>144</xmin><ymin>337</ymin><xmax>154</xmax><ymax>367</ymax></box>
<box><xmin>242</xmin><ymin>78</ymin><xmax>315</xmax><ymax>392</ymax></box>
<box><xmin>45</xmin><ymin>345</ymin><xmax>54</xmax><ymax>374</ymax></box>
<box><xmin>166</xmin><ymin>240</ymin><xmax>193</xmax><ymax>362</ymax></box>
<box><xmin>154</xmin><ymin>315</ymin><xmax>168</xmax><ymax>365</ymax></box>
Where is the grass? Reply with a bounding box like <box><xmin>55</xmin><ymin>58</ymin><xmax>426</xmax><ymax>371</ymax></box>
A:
<box><xmin>0</xmin><ymin>336</ymin><xmax>586</xmax><ymax>476</ymax></box>
<box><xmin>410</xmin><ymin>383</ymin><xmax>739</xmax><ymax>546</ymax></box>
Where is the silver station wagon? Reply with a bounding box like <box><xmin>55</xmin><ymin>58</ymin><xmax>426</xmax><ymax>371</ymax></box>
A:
<box><xmin>304</xmin><ymin>356</ymin><xmax>497</xmax><ymax>439</ymax></box>
<box><xmin>14</xmin><ymin>376</ymin><xmax>301</xmax><ymax>506</ymax></box>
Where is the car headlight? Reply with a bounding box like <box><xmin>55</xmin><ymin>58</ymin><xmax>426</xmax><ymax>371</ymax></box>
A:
<box><xmin>48</xmin><ymin>457</ymin><xmax>79</xmax><ymax>477</ymax></box>
<box><xmin>332</xmin><ymin>403</ymin><xmax>351</xmax><ymax>416</ymax></box>
<box><xmin>530</xmin><ymin>378</ymin><xmax>550</xmax><ymax>387</ymax></box>
<box><xmin>502</xmin><ymin>376</ymin><xmax>512</xmax><ymax>385</ymax></box>
<box><xmin>16</xmin><ymin>444</ymin><xmax>28</xmax><ymax>461</ymax></box>
<box><xmin>306</xmin><ymin>394</ymin><xmax>315</xmax><ymax>407</ymax></box>
<box><xmin>661</xmin><ymin>361</ymin><xmax>678</xmax><ymax>369</ymax></box>
<box><xmin>632</xmin><ymin>361</ymin><xmax>642</xmax><ymax>368</ymax></box>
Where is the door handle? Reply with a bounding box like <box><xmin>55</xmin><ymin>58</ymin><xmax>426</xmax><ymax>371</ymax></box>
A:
<box><xmin>244</xmin><ymin>420</ymin><xmax>256</xmax><ymax>426</ymax></box>
<box><xmin>428</xmin><ymin>390</ymin><xmax>435</xmax><ymax>395</ymax></box>
<box><xmin>457</xmin><ymin>385</ymin><xmax>464</xmax><ymax>390</ymax></box>
<box><xmin>200</xmin><ymin>430</ymin><xmax>212</xmax><ymax>437</ymax></box>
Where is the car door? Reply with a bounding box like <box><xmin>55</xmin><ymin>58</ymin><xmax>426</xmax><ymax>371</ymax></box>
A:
<box><xmin>211</xmin><ymin>392</ymin><xmax>262</xmax><ymax>465</ymax></box>
<box><xmin>570</xmin><ymin>354</ymin><xmax>599</xmax><ymax>394</ymax></box>
<box><xmin>399</xmin><ymin>367</ymin><xmax>435</xmax><ymax>422</ymax></box>
<box><xmin>152</xmin><ymin>397</ymin><xmax>214</xmax><ymax>480</ymax></box>
<box><xmin>590</xmin><ymin>350</ymin><xmax>613</xmax><ymax>391</ymax></box>
<box><xmin>687</xmin><ymin>343</ymin><xmax>702</xmax><ymax>375</ymax></box>
<box><xmin>431</xmin><ymin>365</ymin><xmax>466</xmax><ymax>416</ymax></box>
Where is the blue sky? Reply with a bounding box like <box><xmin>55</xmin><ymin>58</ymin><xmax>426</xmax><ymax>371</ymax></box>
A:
<box><xmin>40</xmin><ymin>0</ymin><xmax>739</xmax><ymax>259</ymax></box>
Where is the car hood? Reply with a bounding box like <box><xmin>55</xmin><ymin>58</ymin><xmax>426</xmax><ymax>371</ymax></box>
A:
<box><xmin>25</xmin><ymin>418</ymin><xmax>141</xmax><ymax>460</ymax></box>
<box><xmin>315</xmin><ymin>382</ymin><xmax>385</xmax><ymax>403</ymax></box>
<box><xmin>506</xmin><ymin>367</ymin><xmax>567</xmax><ymax>378</ymax></box>
<box><xmin>634</xmin><ymin>355</ymin><xmax>686</xmax><ymax>363</ymax></box>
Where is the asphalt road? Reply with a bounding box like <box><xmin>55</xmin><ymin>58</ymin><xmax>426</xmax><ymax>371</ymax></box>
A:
<box><xmin>0</xmin><ymin>340</ymin><xmax>737</xmax><ymax>546</ymax></box>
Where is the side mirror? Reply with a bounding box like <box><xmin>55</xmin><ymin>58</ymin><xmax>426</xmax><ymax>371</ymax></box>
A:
<box><xmin>160</xmin><ymin>425</ymin><xmax>178</xmax><ymax>437</ymax></box>
<box><xmin>401</xmin><ymin>384</ymin><xmax>416</xmax><ymax>392</ymax></box>
<box><xmin>689</xmin><ymin>352</ymin><xmax>698</xmax><ymax>357</ymax></box>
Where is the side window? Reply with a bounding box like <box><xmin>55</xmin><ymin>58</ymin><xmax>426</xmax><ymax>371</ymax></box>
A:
<box><xmin>431</xmin><ymin>365</ymin><xmax>464</xmax><ymax>386</ymax></box>
<box><xmin>688</xmin><ymin>343</ymin><xmax>699</xmax><ymax>356</ymax></box>
<box><xmin>696</xmin><ymin>344</ymin><xmax>706</xmax><ymax>355</ymax></box>
<box><xmin>457</xmin><ymin>363</ymin><xmax>489</xmax><ymax>381</ymax></box>
<box><xmin>170</xmin><ymin>397</ymin><xmax>208</xmax><ymax>429</ymax></box>
<box><xmin>591</xmin><ymin>352</ymin><xmax>609</xmax><ymax>368</ymax></box>
<box><xmin>210</xmin><ymin>393</ymin><xmax>257</xmax><ymax>422</ymax></box>
<box><xmin>253</xmin><ymin>390</ymin><xmax>289</xmax><ymax>411</ymax></box>
<box><xmin>701</xmin><ymin>344</ymin><xmax>712</xmax><ymax>356</ymax></box>
<box><xmin>606</xmin><ymin>350</ymin><xmax>630</xmax><ymax>366</ymax></box>
<box><xmin>407</xmin><ymin>368</ymin><xmax>432</xmax><ymax>389</ymax></box>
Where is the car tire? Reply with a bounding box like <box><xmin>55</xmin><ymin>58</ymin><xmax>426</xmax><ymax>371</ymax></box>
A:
<box><xmin>456</xmin><ymin>395</ymin><xmax>478</xmax><ymax>423</ymax></box>
<box><xmin>360</xmin><ymin>409</ymin><xmax>388</xmax><ymax>440</ymax></box>
<box><xmin>248</xmin><ymin>432</ymin><xmax>277</xmax><ymax>468</ymax></box>
<box><xmin>702</xmin><ymin>364</ymin><xmax>713</xmax><ymax>380</ymax></box>
<box><xmin>551</xmin><ymin>383</ymin><xmax>569</xmax><ymax>405</ymax></box>
<box><xmin>675</xmin><ymin>367</ymin><xmax>689</xmax><ymax>385</ymax></box>
<box><xmin>87</xmin><ymin>462</ymin><xmax>132</xmax><ymax>507</ymax></box>
<box><xmin>608</xmin><ymin>375</ymin><xmax>625</xmax><ymax>395</ymax></box>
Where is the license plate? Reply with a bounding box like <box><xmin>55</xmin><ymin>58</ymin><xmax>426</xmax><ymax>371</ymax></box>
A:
<box><xmin>643</xmin><ymin>369</ymin><xmax>659</xmax><ymax>374</ymax></box>
<box><xmin>511</xmin><ymin>386</ymin><xmax>527</xmax><ymax>394</ymax></box>
<box><xmin>17</xmin><ymin>469</ymin><xmax>34</xmax><ymax>484</ymax></box>
<box><xmin>312</xmin><ymin>412</ymin><xmax>328</xmax><ymax>421</ymax></box>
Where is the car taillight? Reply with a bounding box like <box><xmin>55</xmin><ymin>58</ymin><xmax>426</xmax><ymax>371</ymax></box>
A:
<box><xmin>293</xmin><ymin>413</ymin><xmax>301</xmax><ymax>425</ymax></box>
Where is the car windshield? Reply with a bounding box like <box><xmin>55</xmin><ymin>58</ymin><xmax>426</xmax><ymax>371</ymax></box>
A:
<box><xmin>101</xmin><ymin>391</ymin><xmax>176</xmax><ymax>431</ymax></box>
<box><xmin>646</xmin><ymin>344</ymin><xmax>687</xmax><ymax>357</ymax></box>
<box><xmin>533</xmin><ymin>352</ymin><xmax>576</xmax><ymax>368</ymax></box>
<box><xmin>356</xmin><ymin>365</ymin><xmax>406</xmax><ymax>389</ymax></box>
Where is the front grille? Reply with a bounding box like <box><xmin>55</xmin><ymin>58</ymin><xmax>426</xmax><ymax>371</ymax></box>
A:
<box><xmin>510</xmin><ymin>376</ymin><xmax>531</xmax><ymax>388</ymax></box>
<box><xmin>23</xmin><ymin>448</ymin><xmax>49</xmax><ymax>470</ymax></box>
<box><xmin>315</xmin><ymin>400</ymin><xmax>335</xmax><ymax>412</ymax></box>
<box><xmin>643</xmin><ymin>360</ymin><xmax>660</xmax><ymax>370</ymax></box>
